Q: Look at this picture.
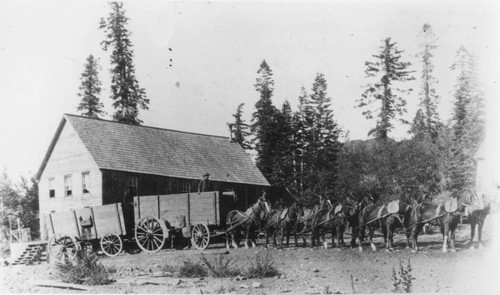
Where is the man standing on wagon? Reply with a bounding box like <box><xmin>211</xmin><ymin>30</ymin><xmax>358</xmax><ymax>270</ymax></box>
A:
<box><xmin>198</xmin><ymin>172</ymin><xmax>212</xmax><ymax>194</ymax></box>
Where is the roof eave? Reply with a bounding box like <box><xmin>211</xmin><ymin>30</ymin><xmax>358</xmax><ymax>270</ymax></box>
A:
<box><xmin>35</xmin><ymin>116</ymin><xmax>67</xmax><ymax>181</ymax></box>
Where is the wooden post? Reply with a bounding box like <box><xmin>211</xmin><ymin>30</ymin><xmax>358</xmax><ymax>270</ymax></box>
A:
<box><xmin>187</xmin><ymin>193</ymin><xmax>191</xmax><ymax>228</ymax></box>
<box><xmin>115</xmin><ymin>203</ymin><xmax>123</xmax><ymax>236</ymax></box>
<box><xmin>72</xmin><ymin>210</ymin><xmax>81</xmax><ymax>240</ymax></box>
<box><xmin>157</xmin><ymin>195</ymin><xmax>160</xmax><ymax>219</ymax></box>
<box><xmin>214</xmin><ymin>192</ymin><xmax>217</xmax><ymax>226</ymax></box>
<box><xmin>91</xmin><ymin>207</ymin><xmax>98</xmax><ymax>239</ymax></box>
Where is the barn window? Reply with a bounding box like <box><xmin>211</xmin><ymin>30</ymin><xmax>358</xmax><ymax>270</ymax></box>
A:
<box><xmin>49</xmin><ymin>178</ymin><xmax>55</xmax><ymax>198</ymax></box>
<box><xmin>181</xmin><ymin>182</ymin><xmax>190</xmax><ymax>193</ymax></box>
<box><xmin>82</xmin><ymin>172</ymin><xmax>90</xmax><ymax>193</ymax></box>
<box><xmin>64</xmin><ymin>175</ymin><xmax>73</xmax><ymax>197</ymax></box>
<box><xmin>128</xmin><ymin>176</ymin><xmax>138</xmax><ymax>196</ymax></box>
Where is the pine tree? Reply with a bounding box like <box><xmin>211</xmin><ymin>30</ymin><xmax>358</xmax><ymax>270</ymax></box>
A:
<box><xmin>100</xmin><ymin>1</ymin><xmax>148</xmax><ymax>125</ymax></box>
<box><xmin>358</xmin><ymin>38</ymin><xmax>415</xmax><ymax>139</ymax></box>
<box><xmin>231</xmin><ymin>103</ymin><xmax>251</xmax><ymax>150</ymax></box>
<box><xmin>412</xmin><ymin>24</ymin><xmax>441</xmax><ymax>139</ymax></box>
<box><xmin>300</xmin><ymin>73</ymin><xmax>342</xmax><ymax>204</ymax></box>
<box><xmin>449</xmin><ymin>46</ymin><xmax>485</xmax><ymax>197</ymax></box>
<box><xmin>76</xmin><ymin>55</ymin><xmax>105</xmax><ymax>118</ymax></box>
<box><xmin>271</xmin><ymin>101</ymin><xmax>296</xmax><ymax>189</ymax></box>
<box><xmin>409</xmin><ymin>109</ymin><xmax>427</xmax><ymax>139</ymax></box>
<box><xmin>292</xmin><ymin>87</ymin><xmax>309</xmax><ymax>196</ymax></box>
<box><xmin>252</xmin><ymin>60</ymin><xmax>280</xmax><ymax>181</ymax></box>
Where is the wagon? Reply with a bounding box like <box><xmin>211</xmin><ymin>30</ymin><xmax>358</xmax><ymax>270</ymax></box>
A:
<box><xmin>46</xmin><ymin>191</ymin><xmax>235</xmax><ymax>261</ymax></box>
<box><xmin>46</xmin><ymin>203</ymin><xmax>126</xmax><ymax>262</ymax></box>
<box><xmin>133</xmin><ymin>191</ymin><xmax>234</xmax><ymax>252</ymax></box>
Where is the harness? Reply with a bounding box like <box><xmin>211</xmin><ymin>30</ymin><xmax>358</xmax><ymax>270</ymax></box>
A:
<box><xmin>262</xmin><ymin>208</ymin><xmax>288</xmax><ymax>230</ymax></box>
<box><xmin>226</xmin><ymin>202</ymin><xmax>266</xmax><ymax>232</ymax></box>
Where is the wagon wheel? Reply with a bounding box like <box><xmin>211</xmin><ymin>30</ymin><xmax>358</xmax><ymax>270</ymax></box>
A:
<box><xmin>48</xmin><ymin>234</ymin><xmax>80</xmax><ymax>263</ymax></box>
<box><xmin>100</xmin><ymin>233</ymin><xmax>123</xmax><ymax>257</ymax></box>
<box><xmin>135</xmin><ymin>217</ymin><xmax>168</xmax><ymax>253</ymax></box>
<box><xmin>191</xmin><ymin>224</ymin><xmax>210</xmax><ymax>250</ymax></box>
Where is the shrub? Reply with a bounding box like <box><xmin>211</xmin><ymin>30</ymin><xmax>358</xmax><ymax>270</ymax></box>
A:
<box><xmin>392</xmin><ymin>258</ymin><xmax>415</xmax><ymax>293</ymax></box>
<box><xmin>178</xmin><ymin>260</ymin><xmax>207</xmax><ymax>278</ymax></box>
<box><xmin>200</xmin><ymin>253</ymin><xmax>242</xmax><ymax>278</ymax></box>
<box><xmin>245</xmin><ymin>252</ymin><xmax>280</xmax><ymax>278</ymax></box>
<box><xmin>162</xmin><ymin>263</ymin><xmax>178</xmax><ymax>275</ymax></box>
<box><xmin>55</xmin><ymin>251</ymin><xmax>115</xmax><ymax>285</ymax></box>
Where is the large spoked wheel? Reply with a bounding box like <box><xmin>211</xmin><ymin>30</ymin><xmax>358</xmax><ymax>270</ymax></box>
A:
<box><xmin>191</xmin><ymin>224</ymin><xmax>210</xmax><ymax>250</ymax></box>
<box><xmin>48</xmin><ymin>234</ymin><xmax>80</xmax><ymax>263</ymax></box>
<box><xmin>135</xmin><ymin>217</ymin><xmax>168</xmax><ymax>253</ymax></box>
<box><xmin>100</xmin><ymin>233</ymin><xmax>123</xmax><ymax>257</ymax></box>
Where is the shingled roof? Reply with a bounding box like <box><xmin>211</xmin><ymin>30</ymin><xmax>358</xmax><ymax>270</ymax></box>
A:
<box><xmin>37</xmin><ymin>114</ymin><xmax>269</xmax><ymax>186</ymax></box>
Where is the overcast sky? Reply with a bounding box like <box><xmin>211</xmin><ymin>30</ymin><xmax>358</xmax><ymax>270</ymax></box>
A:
<box><xmin>1</xmin><ymin>0</ymin><xmax>499</xmax><ymax>180</ymax></box>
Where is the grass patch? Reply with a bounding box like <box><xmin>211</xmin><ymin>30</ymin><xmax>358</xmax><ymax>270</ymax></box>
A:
<box><xmin>178</xmin><ymin>260</ymin><xmax>208</xmax><ymax>278</ymax></box>
<box><xmin>200</xmin><ymin>253</ymin><xmax>242</xmax><ymax>278</ymax></box>
<box><xmin>245</xmin><ymin>251</ymin><xmax>280</xmax><ymax>278</ymax></box>
<box><xmin>55</xmin><ymin>251</ymin><xmax>115</xmax><ymax>285</ymax></box>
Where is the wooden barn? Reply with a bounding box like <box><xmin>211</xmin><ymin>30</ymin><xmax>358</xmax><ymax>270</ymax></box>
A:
<box><xmin>36</xmin><ymin>114</ymin><xmax>271</xmax><ymax>240</ymax></box>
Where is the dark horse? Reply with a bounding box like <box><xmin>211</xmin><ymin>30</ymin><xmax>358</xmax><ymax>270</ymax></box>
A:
<box><xmin>356</xmin><ymin>202</ymin><xmax>386</xmax><ymax>252</ymax></box>
<box><xmin>279</xmin><ymin>202</ymin><xmax>305</xmax><ymax>247</ymax></box>
<box><xmin>263</xmin><ymin>206</ymin><xmax>287</xmax><ymax>248</ymax></box>
<box><xmin>295</xmin><ymin>196</ymin><xmax>332</xmax><ymax>247</ymax></box>
<box><xmin>311</xmin><ymin>204</ymin><xmax>346</xmax><ymax>249</ymax></box>
<box><xmin>355</xmin><ymin>200</ymin><xmax>412</xmax><ymax>252</ymax></box>
<box><xmin>383</xmin><ymin>201</ymin><xmax>412</xmax><ymax>251</ymax></box>
<box><xmin>225</xmin><ymin>196</ymin><xmax>270</xmax><ymax>250</ymax></box>
<box><xmin>408</xmin><ymin>197</ymin><xmax>465</xmax><ymax>252</ymax></box>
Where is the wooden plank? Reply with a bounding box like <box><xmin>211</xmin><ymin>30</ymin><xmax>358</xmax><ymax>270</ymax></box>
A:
<box><xmin>133</xmin><ymin>192</ymin><xmax>220</xmax><ymax>227</ymax></box>
<box><xmin>92</xmin><ymin>204</ymin><xmax>125</xmax><ymax>237</ymax></box>
<box><xmin>50</xmin><ymin>210</ymin><xmax>80</xmax><ymax>238</ymax></box>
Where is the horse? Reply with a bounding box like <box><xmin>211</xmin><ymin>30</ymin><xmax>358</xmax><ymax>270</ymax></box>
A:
<box><xmin>383</xmin><ymin>201</ymin><xmax>412</xmax><ymax>251</ymax></box>
<box><xmin>408</xmin><ymin>197</ymin><xmax>466</xmax><ymax>253</ymax></box>
<box><xmin>355</xmin><ymin>202</ymin><xmax>388</xmax><ymax>252</ymax></box>
<box><xmin>280</xmin><ymin>202</ymin><xmax>305</xmax><ymax>247</ymax></box>
<box><xmin>295</xmin><ymin>196</ymin><xmax>333</xmax><ymax>247</ymax></box>
<box><xmin>467</xmin><ymin>185</ymin><xmax>499</xmax><ymax>249</ymax></box>
<box><xmin>467</xmin><ymin>203</ymin><xmax>490</xmax><ymax>249</ymax></box>
<box><xmin>310</xmin><ymin>203</ymin><xmax>348</xmax><ymax>249</ymax></box>
<box><xmin>263</xmin><ymin>206</ymin><xmax>287</xmax><ymax>249</ymax></box>
<box><xmin>225</xmin><ymin>196</ymin><xmax>270</xmax><ymax>250</ymax></box>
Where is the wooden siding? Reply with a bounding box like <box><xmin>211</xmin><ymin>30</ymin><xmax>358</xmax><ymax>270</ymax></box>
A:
<box><xmin>38</xmin><ymin>123</ymin><xmax>102</xmax><ymax>240</ymax></box>
<box><xmin>134</xmin><ymin>192</ymin><xmax>220</xmax><ymax>227</ymax></box>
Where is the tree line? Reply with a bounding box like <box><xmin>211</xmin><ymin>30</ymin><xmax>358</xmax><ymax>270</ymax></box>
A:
<box><xmin>0</xmin><ymin>3</ymin><xmax>486</xmax><ymax>242</ymax></box>
<box><xmin>232</xmin><ymin>24</ymin><xmax>484</xmax><ymax>205</ymax></box>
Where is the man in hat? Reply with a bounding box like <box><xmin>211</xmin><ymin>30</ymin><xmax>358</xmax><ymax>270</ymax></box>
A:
<box><xmin>198</xmin><ymin>172</ymin><xmax>212</xmax><ymax>194</ymax></box>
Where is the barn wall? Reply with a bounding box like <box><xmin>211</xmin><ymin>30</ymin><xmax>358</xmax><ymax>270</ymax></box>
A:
<box><xmin>38</xmin><ymin>122</ymin><xmax>102</xmax><ymax>240</ymax></box>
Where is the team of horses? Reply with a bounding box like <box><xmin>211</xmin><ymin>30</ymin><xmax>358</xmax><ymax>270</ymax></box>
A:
<box><xmin>224</xmin><ymin>192</ymin><xmax>495</xmax><ymax>253</ymax></box>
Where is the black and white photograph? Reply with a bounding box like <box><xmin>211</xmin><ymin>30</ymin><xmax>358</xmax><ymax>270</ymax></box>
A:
<box><xmin>1</xmin><ymin>0</ymin><xmax>499</xmax><ymax>293</ymax></box>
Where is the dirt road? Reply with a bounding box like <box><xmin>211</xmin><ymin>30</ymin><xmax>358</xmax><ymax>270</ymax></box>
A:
<box><xmin>1</xmin><ymin>220</ymin><xmax>499</xmax><ymax>294</ymax></box>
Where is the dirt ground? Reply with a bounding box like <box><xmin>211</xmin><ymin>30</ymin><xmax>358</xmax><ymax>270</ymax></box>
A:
<box><xmin>2</xmin><ymin>216</ymin><xmax>500</xmax><ymax>294</ymax></box>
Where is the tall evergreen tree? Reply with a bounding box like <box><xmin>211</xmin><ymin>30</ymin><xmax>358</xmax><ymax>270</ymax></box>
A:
<box><xmin>76</xmin><ymin>55</ymin><xmax>105</xmax><ymax>118</ymax></box>
<box><xmin>449</xmin><ymin>46</ymin><xmax>485</xmax><ymax>197</ymax></box>
<box><xmin>358</xmin><ymin>38</ymin><xmax>415</xmax><ymax>139</ymax></box>
<box><xmin>100</xmin><ymin>1</ymin><xmax>148</xmax><ymax>125</ymax></box>
<box><xmin>300</xmin><ymin>74</ymin><xmax>342</xmax><ymax>204</ymax></box>
<box><xmin>251</xmin><ymin>60</ymin><xmax>280</xmax><ymax>181</ymax></box>
<box><xmin>291</xmin><ymin>87</ymin><xmax>309</xmax><ymax>196</ymax></box>
<box><xmin>231</xmin><ymin>103</ymin><xmax>251</xmax><ymax>150</ymax></box>
<box><xmin>271</xmin><ymin>101</ymin><xmax>296</xmax><ymax>189</ymax></box>
<box><xmin>411</xmin><ymin>24</ymin><xmax>441</xmax><ymax>139</ymax></box>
